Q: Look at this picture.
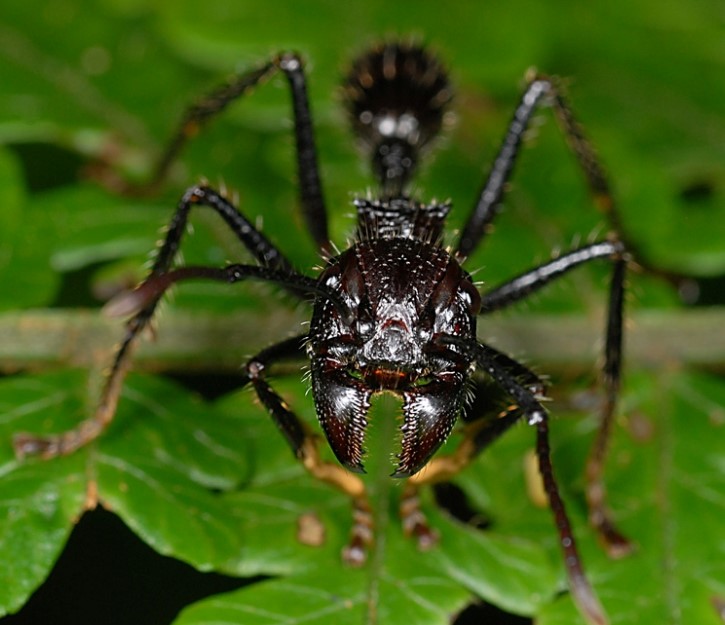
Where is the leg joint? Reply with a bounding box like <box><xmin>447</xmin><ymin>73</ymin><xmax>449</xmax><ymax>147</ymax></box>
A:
<box><xmin>246</xmin><ymin>358</ymin><xmax>265</xmax><ymax>380</ymax></box>
<box><xmin>275</xmin><ymin>52</ymin><xmax>304</xmax><ymax>73</ymax></box>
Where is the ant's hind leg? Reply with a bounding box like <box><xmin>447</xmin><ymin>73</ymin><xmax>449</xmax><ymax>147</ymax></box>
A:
<box><xmin>480</xmin><ymin>242</ymin><xmax>633</xmax><ymax>556</ymax></box>
<box><xmin>97</xmin><ymin>54</ymin><xmax>331</xmax><ymax>255</ymax></box>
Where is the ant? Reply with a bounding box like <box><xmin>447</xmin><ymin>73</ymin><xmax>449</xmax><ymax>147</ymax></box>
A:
<box><xmin>14</xmin><ymin>41</ymin><xmax>635</xmax><ymax>625</ymax></box>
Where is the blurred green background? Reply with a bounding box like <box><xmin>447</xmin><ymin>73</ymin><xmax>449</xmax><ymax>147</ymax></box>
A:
<box><xmin>0</xmin><ymin>2</ymin><xmax>723</xmax><ymax>625</ymax></box>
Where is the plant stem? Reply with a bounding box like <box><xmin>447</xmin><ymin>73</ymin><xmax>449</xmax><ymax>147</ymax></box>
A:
<box><xmin>0</xmin><ymin>308</ymin><xmax>723</xmax><ymax>373</ymax></box>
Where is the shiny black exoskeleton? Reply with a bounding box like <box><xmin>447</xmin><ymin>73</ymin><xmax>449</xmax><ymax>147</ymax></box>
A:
<box><xmin>15</xmin><ymin>41</ymin><xmax>631</xmax><ymax>625</ymax></box>
<box><xmin>309</xmin><ymin>45</ymin><xmax>481</xmax><ymax>477</ymax></box>
<box><xmin>310</xmin><ymin>201</ymin><xmax>481</xmax><ymax>476</ymax></box>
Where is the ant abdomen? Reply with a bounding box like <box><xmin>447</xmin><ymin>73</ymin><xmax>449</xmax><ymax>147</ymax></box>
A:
<box><xmin>343</xmin><ymin>42</ymin><xmax>452</xmax><ymax>196</ymax></box>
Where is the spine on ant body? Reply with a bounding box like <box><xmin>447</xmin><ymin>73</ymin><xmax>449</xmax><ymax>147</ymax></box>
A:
<box><xmin>343</xmin><ymin>42</ymin><xmax>452</xmax><ymax>197</ymax></box>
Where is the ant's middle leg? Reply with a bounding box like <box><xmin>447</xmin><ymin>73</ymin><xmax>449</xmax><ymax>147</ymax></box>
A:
<box><xmin>243</xmin><ymin>336</ymin><xmax>373</xmax><ymax>566</ymax></box>
<box><xmin>12</xmin><ymin>180</ymin><xmax>338</xmax><ymax>460</ymax></box>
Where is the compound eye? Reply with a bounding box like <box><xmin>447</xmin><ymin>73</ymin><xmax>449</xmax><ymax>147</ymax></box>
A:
<box><xmin>429</xmin><ymin>259</ymin><xmax>460</xmax><ymax>313</ymax></box>
<box><xmin>460</xmin><ymin>277</ymin><xmax>481</xmax><ymax>315</ymax></box>
<box><xmin>341</xmin><ymin>254</ymin><xmax>365</xmax><ymax>304</ymax></box>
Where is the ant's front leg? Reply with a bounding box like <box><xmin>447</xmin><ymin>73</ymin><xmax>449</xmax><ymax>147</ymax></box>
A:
<box><xmin>247</xmin><ymin>339</ymin><xmax>373</xmax><ymax>566</ymax></box>
<box><xmin>402</xmin><ymin>345</ymin><xmax>545</xmax><ymax>549</ymax></box>
<box><xmin>460</xmin><ymin>338</ymin><xmax>608</xmax><ymax>625</ymax></box>
<box><xmin>11</xmin><ymin>261</ymin><xmax>327</xmax><ymax>460</ymax></box>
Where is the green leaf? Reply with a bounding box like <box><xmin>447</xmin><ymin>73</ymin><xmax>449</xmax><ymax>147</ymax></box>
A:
<box><xmin>175</xmin><ymin>567</ymin><xmax>468</xmax><ymax>625</ymax></box>
<box><xmin>173</xmin><ymin>391</ymin><xmax>556</xmax><ymax>624</ymax></box>
<box><xmin>0</xmin><ymin>1</ymin><xmax>723</xmax><ymax>624</ymax></box>
<box><xmin>0</xmin><ymin>456</ymin><xmax>83</xmax><ymax>616</ymax></box>
<box><xmin>0</xmin><ymin>371</ymin><xmax>252</xmax><ymax>615</ymax></box>
<box><xmin>537</xmin><ymin>371</ymin><xmax>725</xmax><ymax>624</ymax></box>
<box><xmin>0</xmin><ymin>147</ymin><xmax>59</xmax><ymax>308</ymax></box>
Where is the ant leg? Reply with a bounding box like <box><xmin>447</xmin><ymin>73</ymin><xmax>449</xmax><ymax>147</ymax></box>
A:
<box><xmin>455</xmin><ymin>74</ymin><xmax>627</xmax><ymax>262</ymax></box>
<box><xmin>110</xmin><ymin>182</ymin><xmax>302</xmax><ymax>390</ymax></box>
<box><xmin>457</xmin><ymin>339</ymin><xmax>608</xmax><ymax>625</ymax></box>
<box><xmin>154</xmin><ymin>183</ymin><xmax>295</xmax><ymax>276</ymax></box>
<box><xmin>244</xmin><ymin>337</ymin><xmax>372</xmax><ymax>566</ymax></box>
<box><xmin>144</xmin><ymin>61</ymin><xmax>278</xmax><ymax>193</ymax></box>
<box><xmin>102</xmin><ymin>54</ymin><xmax>330</xmax><ymax>254</ymax></box>
<box><xmin>455</xmin><ymin>74</ymin><xmax>686</xmax><ymax>288</ymax></box>
<box><xmin>403</xmin><ymin>345</ymin><xmax>544</xmax><ymax>547</ymax></box>
<box><xmin>12</xmin><ymin>182</ymin><xmax>304</xmax><ymax>459</ymax></box>
<box><xmin>276</xmin><ymin>54</ymin><xmax>330</xmax><ymax>254</ymax></box>
<box><xmin>13</xmin><ymin>316</ymin><xmax>141</xmax><ymax>459</ymax></box>
<box><xmin>535</xmin><ymin>416</ymin><xmax>608</xmax><ymax>625</ymax></box>
<box><xmin>481</xmin><ymin>241</ymin><xmax>633</xmax><ymax>556</ymax></box>
<box><xmin>547</xmin><ymin>88</ymin><xmax>686</xmax><ymax>289</ymax></box>
<box><xmin>456</xmin><ymin>75</ymin><xmax>615</xmax><ymax>259</ymax></box>
<box><xmin>12</xmin><ymin>257</ymin><xmax>353</xmax><ymax>459</ymax></box>
<box><xmin>480</xmin><ymin>240</ymin><xmax>626</xmax><ymax>312</ymax></box>
<box><xmin>585</xmin><ymin>258</ymin><xmax>632</xmax><ymax>557</ymax></box>
<box><xmin>143</xmin><ymin>183</ymin><xmax>345</xmax><ymax>308</ymax></box>
<box><xmin>104</xmin><ymin>264</ymin><xmax>352</xmax><ymax>322</ymax></box>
